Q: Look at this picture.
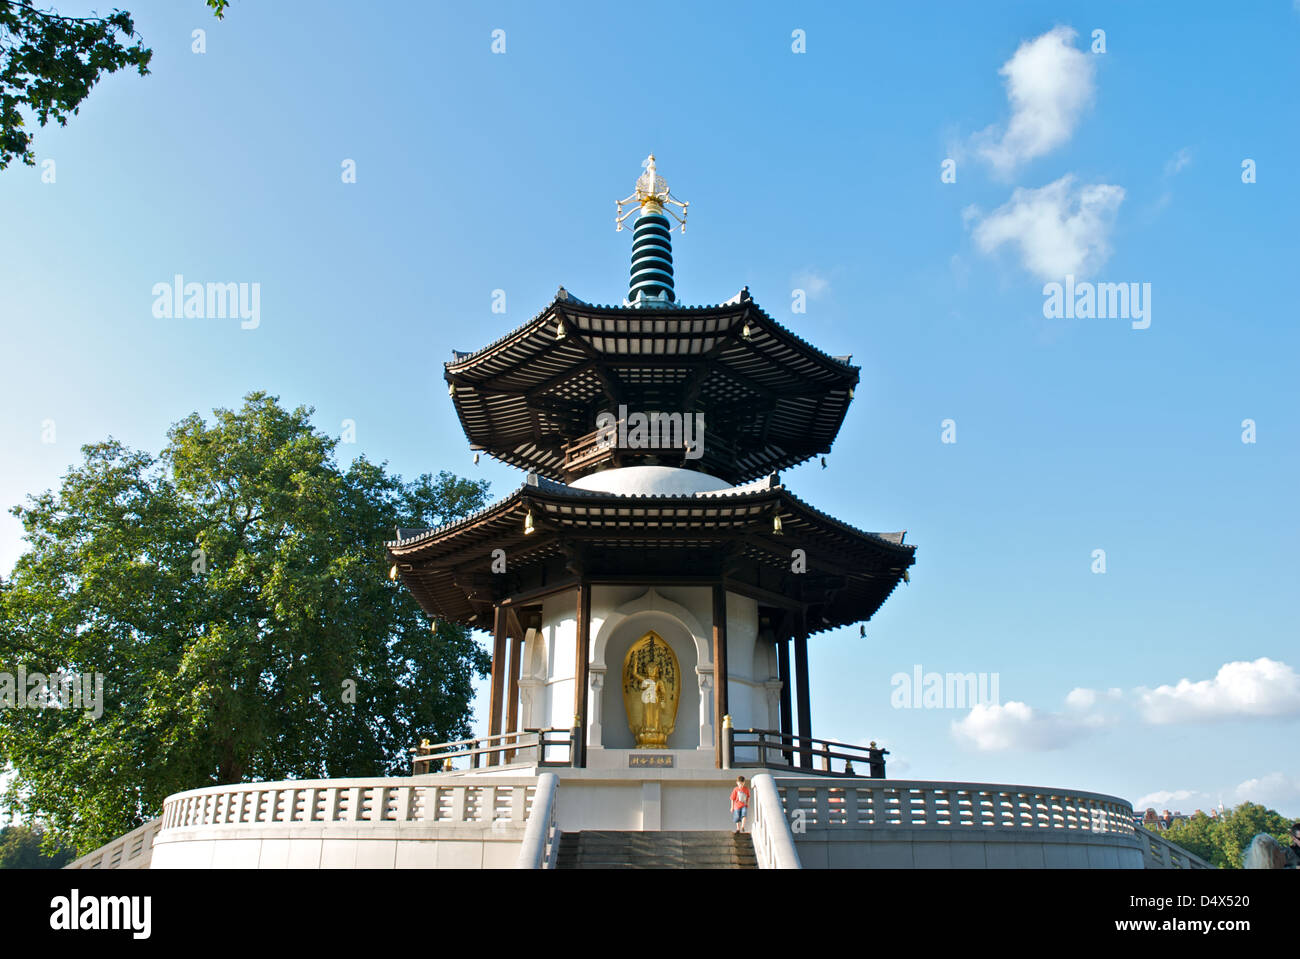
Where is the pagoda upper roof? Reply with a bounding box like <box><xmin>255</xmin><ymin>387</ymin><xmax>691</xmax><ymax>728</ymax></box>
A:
<box><xmin>385</xmin><ymin>473</ymin><xmax>915</xmax><ymax>637</ymax></box>
<box><xmin>444</xmin><ymin>288</ymin><xmax>860</xmax><ymax>485</ymax></box>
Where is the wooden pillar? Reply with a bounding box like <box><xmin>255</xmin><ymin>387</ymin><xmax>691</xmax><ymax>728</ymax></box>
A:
<box><xmin>776</xmin><ymin>622</ymin><xmax>794</xmax><ymax>765</ymax></box>
<box><xmin>488</xmin><ymin>606</ymin><xmax>509</xmax><ymax>767</ymax></box>
<box><xmin>793</xmin><ymin>610</ymin><xmax>812</xmax><ymax>769</ymax></box>
<box><xmin>712</xmin><ymin>584</ymin><xmax>730</xmax><ymax>769</ymax></box>
<box><xmin>573</xmin><ymin>583</ymin><xmax>591</xmax><ymax>768</ymax></box>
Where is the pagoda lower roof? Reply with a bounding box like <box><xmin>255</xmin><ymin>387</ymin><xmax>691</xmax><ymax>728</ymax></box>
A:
<box><xmin>385</xmin><ymin>473</ymin><xmax>915</xmax><ymax>637</ymax></box>
<box><xmin>444</xmin><ymin>288</ymin><xmax>860</xmax><ymax>485</ymax></box>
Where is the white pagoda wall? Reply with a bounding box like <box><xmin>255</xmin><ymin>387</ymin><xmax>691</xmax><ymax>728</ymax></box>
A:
<box><xmin>517</xmin><ymin>585</ymin><xmax>777</xmax><ymax>755</ymax></box>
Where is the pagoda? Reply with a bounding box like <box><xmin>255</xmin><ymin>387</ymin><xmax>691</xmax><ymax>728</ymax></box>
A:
<box><xmin>71</xmin><ymin>158</ymin><xmax>1172</xmax><ymax>870</ymax></box>
<box><xmin>387</xmin><ymin>155</ymin><xmax>916</xmax><ymax>773</ymax></box>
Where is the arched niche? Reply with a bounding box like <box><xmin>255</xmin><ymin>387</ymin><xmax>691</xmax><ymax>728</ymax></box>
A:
<box><xmin>592</xmin><ymin>589</ymin><xmax>712</xmax><ymax>751</ymax></box>
<box><xmin>522</xmin><ymin>626</ymin><xmax>548</xmax><ymax>681</ymax></box>
<box><xmin>591</xmin><ymin>587</ymin><xmax>711</xmax><ymax>671</ymax></box>
<box><xmin>599</xmin><ymin>613</ymin><xmax>700</xmax><ymax>750</ymax></box>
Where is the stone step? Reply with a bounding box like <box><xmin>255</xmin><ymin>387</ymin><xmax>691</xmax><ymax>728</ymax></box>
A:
<box><xmin>555</xmin><ymin>831</ymin><xmax>757</xmax><ymax>870</ymax></box>
<box><xmin>556</xmin><ymin>852</ymin><xmax>752</xmax><ymax>859</ymax></box>
<box><xmin>560</xmin><ymin>849</ymin><xmax>750</xmax><ymax>857</ymax></box>
<box><xmin>559</xmin><ymin>859</ymin><xmax>757</xmax><ymax>866</ymax></box>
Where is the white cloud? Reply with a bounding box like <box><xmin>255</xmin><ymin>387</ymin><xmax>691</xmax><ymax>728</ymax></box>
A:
<box><xmin>1233</xmin><ymin>772</ymin><xmax>1300</xmax><ymax>809</ymax></box>
<box><xmin>1065</xmin><ymin>686</ymin><xmax>1123</xmax><ymax>711</ymax></box>
<box><xmin>1164</xmin><ymin>147</ymin><xmax>1193</xmax><ymax>177</ymax></box>
<box><xmin>1132</xmin><ymin>776</ymin><xmax>1300</xmax><ymax>818</ymax></box>
<box><xmin>1064</xmin><ymin>687</ymin><xmax>1096</xmax><ymax>709</ymax></box>
<box><xmin>970</xmin><ymin>174</ymin><xmax>1124</xmax><ymax>280</ymax></box>
<box><xmin>951</xmin><ymin>700</ymin><xmax>1087</xmax><ymax>751</ymax></box>
<box><xmin>793</xmin><ymin>269</ymin><xmax>830</xmax><ymax>299</ymax></box>
<box><xmin>972</xmin><ymin>26</ymin><xmax>1095</xmax><ymax>176</ymax></box>
<box><xmin>954</xmin><ymin>657</ymin><xmax>1298</xmax><ymax>755</ymax></box>
<box><xmin>1136</xmin><ymin>657</ymin><xmax>1300</xmax><ymax>724</ymax></box>
<box><xmin>1134</xmin><ymin>788</ymin><xmax>1207</xmax><ymax>811</ymax></box>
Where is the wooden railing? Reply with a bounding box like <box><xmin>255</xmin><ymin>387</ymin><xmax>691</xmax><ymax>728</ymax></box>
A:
<box><xmin>769</xmin><ymin>778</ymin><xmax>1137</xmax><ymax>836</ymax></box>
<box><xmin>562</xmin><ymin>416</ymin><xmax>734</xmax><ymax>474</ymax></box>
<box><xmin>411</xmin><ymin>728</ymin><xmax>572</xmax><ymax>774</ymax></box>
<box><xmin>730</xmin><ymin>728</ymin><xmax>888</xmax><ymax>777</ymax></box>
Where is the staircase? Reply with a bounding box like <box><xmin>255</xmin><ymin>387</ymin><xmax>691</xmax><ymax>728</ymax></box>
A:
<box><xmin>555</xmin><ymin>830</ymin><xmax>758</xmax><ymax>869</ymax></box>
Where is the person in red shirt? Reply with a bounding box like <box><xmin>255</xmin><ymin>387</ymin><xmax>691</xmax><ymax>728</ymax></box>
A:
<box><xmin>730</xmin><ymin>775</ymin><xmax>750</xmax><ymax>833</ymax></box>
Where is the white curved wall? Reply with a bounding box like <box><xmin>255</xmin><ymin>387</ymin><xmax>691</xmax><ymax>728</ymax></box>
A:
<box><xmin>147</xmin><ymin>777</ymin><xmax>537</xmax><ymax>869</ymax></box>
<box><xmin>526</xmin><ymin>585</ymin><xmax>770</xmax><ymax>760</ymax></box>
<box><xmin>569</xmin><ymin>466</ymin><xmax>730</xmax><ymax>495</ymax></box>
<box><xmin>134</xmin><ymin>771</ymin><xmax>1151</xmax><ymax>868</ymax></box>
<box><xmin>795</xmin><ymin>828</ymin><xmax>1146</xmax><ymax>868</ymax></box>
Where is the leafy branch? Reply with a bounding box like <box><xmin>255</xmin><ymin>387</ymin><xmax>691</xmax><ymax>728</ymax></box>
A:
<box><xmin>0</xmin><ymin>0</ymin><xmax>229</xmax><ymax>170</ymax></box>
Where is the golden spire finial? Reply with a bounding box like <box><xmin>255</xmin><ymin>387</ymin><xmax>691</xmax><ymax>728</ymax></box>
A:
<box><xmin>616</xmin><ymin>154</ymin><xmax>689</xmax><ymax>232</ymax></box>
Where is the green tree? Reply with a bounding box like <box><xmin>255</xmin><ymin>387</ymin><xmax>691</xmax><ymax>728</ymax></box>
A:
<box><xmin>0</xmin><ymin>392</ymin><xmax>491</xmax><ymax>854</ymax></box>
<box><xmin>1151</xmin><ymin>802</ymin><xmax>1293</xmax><ymax>869</ymax></box>
<box><xmin>0</xmin><ymin>0</ymin><xmax>229</xmax><ymax>170</ymax></box>
<box><xmin>0</xmin><ymin>822</ymin><xmax>74</xmax><ymax>868</ymax></box>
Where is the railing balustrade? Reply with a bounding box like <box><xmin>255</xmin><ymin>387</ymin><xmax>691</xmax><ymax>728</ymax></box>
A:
<box><xmin>770</xmin><ymin>778</ymin><xmax>1138</xmax><ymax>837</ymax></box>
<box><xmin>66</xmin><ymin>818</ymin><xmax>162</xmax><ymax>870</ymax></box>
<box><xmin>515</xmin><ymin>773</ymin><xmax>561</xmax><ymax>869</ymax></box>
<box><xmin>1137</xmin><ymin>826</ymin><xmax>1215</xmax><ymax>868</ymax></box>
<box><xmin>748</xmin><ymin>773</ymin><xmax>802</xmax><ymax>869</ymax></box>
<box><xmin>157</xmin><ymin>778</ymin><xmax>538</xmax><ymax>830</ymax></box>
<box><xmin>730</xmin><ymin>728</ymin><xmax>888</xmax><ymax>777</ymax></box>
<box><xmin>410</xmin><ymin>727</ymin><xmax>572</xmax><ymax>773</ymax></box>
<box><xmin>562</xmin><ymin>417</ymin><xmax>735</xmax><ymax>474</ymax></box>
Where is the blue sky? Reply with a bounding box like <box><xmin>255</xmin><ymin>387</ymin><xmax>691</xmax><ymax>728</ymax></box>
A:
<box><xmin>1</xmin><ymin>1</ymin><xmax>1297</xmax><ymax>818</ymax></box>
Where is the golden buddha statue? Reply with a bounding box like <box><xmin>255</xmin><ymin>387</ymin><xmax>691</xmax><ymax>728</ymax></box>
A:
<box><xmin>622</xmin><ymin>631</ymin><xmax>680</xmax><ymax>748</ymax></box>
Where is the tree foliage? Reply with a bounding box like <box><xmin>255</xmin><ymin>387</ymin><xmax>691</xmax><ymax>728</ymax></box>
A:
<box><xmin>0</xmin><ymin>0</ymin><xmax>228</xmax><ymax>169</ymax></box>
<box><xmin>1148</xmin><ymin>802</ymin><xmax>1294</xmax><ymax>869</ymax></box>
<box><xmin>0</xmin><ymin>392</ymin><xmax>491</xmax><ymax>854</ymax></box>
<box><xmin>0</xmin><ymin>822</ymin><xmax>73</xmax><ymax>868</ymax></box>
